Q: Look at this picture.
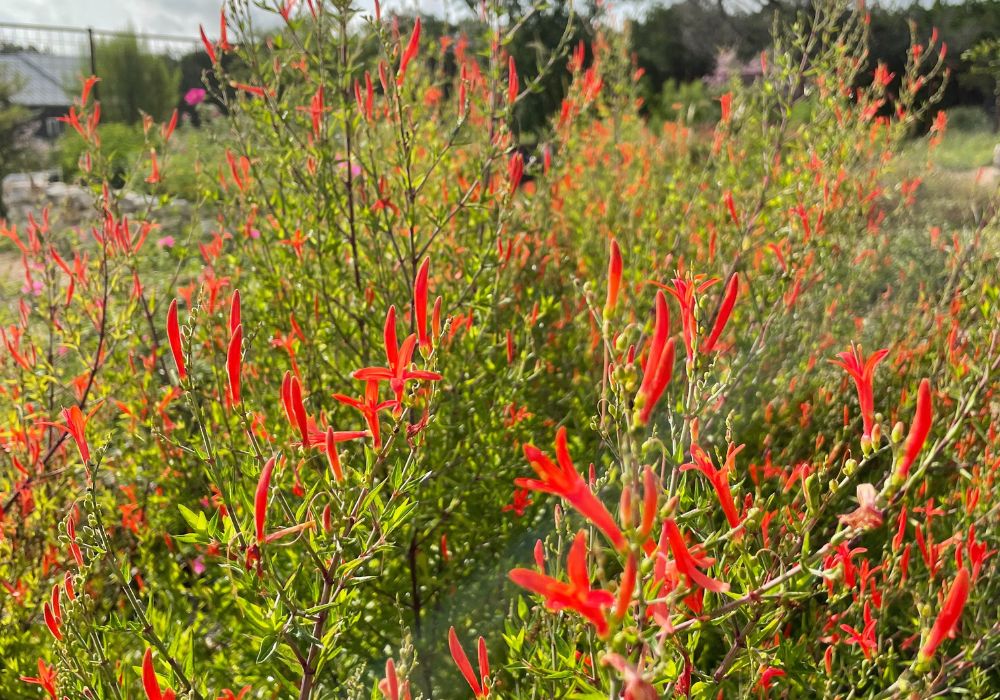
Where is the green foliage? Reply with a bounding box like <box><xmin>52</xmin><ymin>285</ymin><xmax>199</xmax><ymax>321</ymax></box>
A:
<box><xmin>0</xmin><ymin>70</ymin><xmax>31</xmax><ymax>216</ymax></box>
<box><xmin>649</xmin><ymin>79</ymin><xmax>718</xmax><ymax>125</ymax></box>
<box><xmin>0</xmin><ymin>1</ymin><xmax>998</xmax><ymax>699</ymax></box>
<box><xmin>58</xmin><ymin>122</ymin><xmax>144</xmax><ymax>182</ymax></box>
<box><xmin>92</xmin><ymin>32</ymin><xmax>181</xmax><ymax>124</ymax></box>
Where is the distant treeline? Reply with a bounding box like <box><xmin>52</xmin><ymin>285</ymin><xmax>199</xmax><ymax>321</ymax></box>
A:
<box><xmin>48</xmin><ymin>0</ymin><xmax>1000</xmax><ymax>135</ymax></box>
<box><xmin>427</xmin><ymin>0</ymin><xmax>1000</xmax><ymax>134</ymax></box>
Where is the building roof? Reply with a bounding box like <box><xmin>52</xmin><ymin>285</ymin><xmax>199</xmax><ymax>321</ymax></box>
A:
<box><xmin>0</xmin><ymin>52</ymin><xmax>79</xmax><ymax>108</ymax></box>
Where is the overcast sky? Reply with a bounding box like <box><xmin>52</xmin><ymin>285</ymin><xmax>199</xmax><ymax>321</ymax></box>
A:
<box><xmin>1</xmin><ymin>1</ymin><xmax>462</xmax><ymax>39</ymax></box>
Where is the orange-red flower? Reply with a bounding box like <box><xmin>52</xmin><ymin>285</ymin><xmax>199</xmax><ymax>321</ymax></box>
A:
<box><xmin>352</xmin><ymin>307</ymin><xmax>442</xmax><ymax>414</ymax></box>
<box><xmin>830</xmin><ymin>344</ymin><xmax>889</xmax><ymax>439</ymax></box>
<box><xmin>43</xmin><ymin>405</ymin><xmax>97</xmax><ymax>464</ymax></box>
<box><xmin>516</xmin><ymin>427</ymin><xmax>626</xmax><ymax>550</ymax></box>
<box><xmin>166</xmin><ymin>299</ymin><xmax>186</xmax><ymax>381</ymax></box>
<box><xmin>322</xmin><ymin>427</ymin><xmax>369</xmax><ymax>481</ymax></box>
<box><xmin>333</xmin><ymin>379</ymin><xmax>395</xmax><ymax>450</ymax></box>
<box><xmin>20</xmin><ymin>658</ymin><xmax>57</xmax><ymax>699</ymax></box>
<box><xmin>414</xmin><ymin>257</ymin><xmax>432</xmax><ymax>356</ymax></box>
<box><xmin>897</xmin><ymin>378</ymin><xmax>932</xmax><ymax>479</ymax></box>
<box><xmin>653</xmin><ymin>275</ymin><xmax>718</xmax><ymax>362</ymax></box>
<box><xmin>509</xmin><ymin>530</ymin><xmax>616</xmax><ymax>636</ymax></box>
<box><xmin>634</xmin><ymin>291</ymin><xmax>676</xmax><ymax>426</ymax></box>
<box><xmin>701</xmin><ymin>273</ymin><xmax>738</xmax><ymax>354</ymax></box>
<box><xmin>681</xmin><ymin>442</ymin><xmax>744</xmax><ymax>531</ymax></box>
<box><xmin>255</xmin><ymin>456</ymin><xmax>277</xmax><ymax>545</ymax></box>
<box><xmin>918</xmin><ymin>567</ymin><xmax>970</xmax><ymax>663</ymax></box>
<box><xmin>378</xmin><ymin>658</ymin><xmax>412</xmax><ymax>700</ymax></box>
<box><xmin>448</xmin><ymin>626</ymin><xmax>489</xmax><ymax>697</ymax></box>
<box><xmin>604</xmin><ymin>238</ymin><xmax>623</xmax><ymax>318</ymax></box>
<box><xmin>142</xmin><ymin>647</ymin><xmax>177</xmax><ymax>700</ymax></box>
<box><xmin>397</xmin><ymin>18</ymin><xmax>421</xmax><ymax>86</ymax></box>
<box><xmin>227</xmin><ymin>324</ymin><xmax>243</xmax><ymax>406</ymax></box>
<box><xmin>658</xmin><ymin>518</ymin><xmax>729</xmax><ymax>594</ymax></box>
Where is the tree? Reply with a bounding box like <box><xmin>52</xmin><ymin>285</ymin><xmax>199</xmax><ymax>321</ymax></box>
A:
<box><xmin>963</xmin><ymin>38</ymin><xmax>1000</xmax><ymax>131</ymax></box>
<box><xmin>0</xmin><ymin>70</ymin><xmax>31</xmax><ymax>218</ymax></box>
<box><xmin>92</xmin><ymin>32</ymin><xmax>181</xmax><ymax>124</ymax></box>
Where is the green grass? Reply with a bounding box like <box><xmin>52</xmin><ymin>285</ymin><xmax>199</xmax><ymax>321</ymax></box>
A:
<box><xmin>897</xmin><ymin>109</ymin><xmax>997</xmax><ymax>173</ymax></box>
<box><xmin>891</xmin><ymin>113</ymin><xmax>998</xmax><ymax>226</ymax></box>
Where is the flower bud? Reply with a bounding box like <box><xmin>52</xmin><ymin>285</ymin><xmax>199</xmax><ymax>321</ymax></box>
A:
<box><xmin>860</xmin><ymin>434</ymin><xmax>873</xmax><ymax>456</ymax></box>
<box><xmin>843</xmin><ymin>458</ymin><xmax>858</xmax><ymax>476</ymax></box>
<box><xmin>891</xmin><ymin>421</ymin><xmax>904</xmax><ymax>444</ymax></box>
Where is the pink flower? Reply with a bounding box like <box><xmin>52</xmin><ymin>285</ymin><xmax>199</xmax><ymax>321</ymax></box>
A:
<box><xmin>185</xmin><ymin>88</ymin><xmax>207</xmax><ymax>106</ymax></box>
<box><xmin>157</xmin><ymin>236</ymin><xmax>175</xmax><ymax>249</ymax></box>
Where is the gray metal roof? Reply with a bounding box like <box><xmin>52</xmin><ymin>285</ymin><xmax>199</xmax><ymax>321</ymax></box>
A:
<box><xmin>0</xmin><ymin>52</ymin><xmax>79</xmax><ymax>108</ymax></box>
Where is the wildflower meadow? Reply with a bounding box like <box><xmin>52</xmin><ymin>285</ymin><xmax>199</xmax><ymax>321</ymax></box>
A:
<box><xmin>0</xmin><ymin>0</ymin><xmax>998</xmax><ymax>698</ymax></box>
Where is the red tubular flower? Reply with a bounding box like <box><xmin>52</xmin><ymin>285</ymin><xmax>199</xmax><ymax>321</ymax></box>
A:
<box><xmin>432</xmin><ymin>296</ymin><xmax>443</xmax><ymax>340</ymax></box>
<box><xmin>918</xmin><ymin>567</ymin><xmax>970</xmax><ymax>662</ymax></box>
<box><xmin>602</xmin><ymin>654</ymin><xmax>658</xmax><ymax>700</ymax></box>
<box><xmin>66</xmin><ymin>518</ymin><xmax>84</xmax><ymax>568</ymax></box>
<box><xmin>379</xmin><ymin>658</ymin><xmax>412</xmax><ymax>700</ymax></box>
<box><xmin>477</xmin><ymin>637</ymin><xmax>489</xmax><ymax>691</ymax></box>
<box><xmin>660</xmin><ymin>518</ymin><xmax>729</xmax><ymax>593</ymax></box>
<box><xmin>20</xmin><ymin>658</ymin><xmax>58</xmax><ymax>699</ymax></box>
<box><xmin>397</xmin><ymin>18</ymin><xmax>421</xmax><ymax>86</ymax></box>
<box><xmin>219</xmin><ymin>9</ymin><xmax>233</xmax><ymax>51</ymax></box>
<box><xmin>43</xmin><ymin>601</ymin><xmax>61</xmax><ymax>640</ymax></box>
<box><xmin>199</xmin><ymin>25</ymin><xmax>217</xmax><ymax>64</ymax></box>
<box><xmin>227</xmin><ymin>324</ymin><xmax>243</xmax><ymax>406</ymax></box>
<box><xmin>448</xmin><ymin>626</ymin><xmax>489</xmax><ymax>697</ymax></box>
<box><xmin>142</xmin><ymin>647</ymin><xmax>176</xmax><ymax>700</ymax></box>
<box><xmin>353</xmin><ymin>322</ymin><xmax>442</xmax><ymax>415</ymax></box>
<box><xmin>507</xmin><ymin>55</ymin><xmax>519</xmax><ymax>106</ymax></box>
<box><xmin>61</xmin><ymin>405</ymin><xmax>91</xmax><ymax>464</ymax></box>
<box><xmin>640</xmin><ymin>467</ymin><xmax>658</xmax><ymax>538</ymax></box>
<box><xmin>333</xmin><ymin>380</ymin><xmax>395</xmax><ymax>450</ymax></box>
<box><xmin>604</xmin><ymin>238</ymin><xmax>622</xmax><ymax>318</ymax></box>
<box><xmin>414</xmin><ymin>257</ymin><xmax>431</xmax><ymax>356</ymax></box>
<box><xmin>80</xmin><ymin>75</ymin><xmax>99</xmax><ymax>105</ymax></box>
<box><xmin>516</xmin><ymin>427</ymin><xmax>626</xmax><ymax>550</ymax></box>
<box><xmin>509</xmin><ymin>530</ymin><xmax>616</xmax><ymax>636</ymax></box>
<box><xmin>380</xmin><ymin>659</ymin><xmax>399</xmax><ymax>700</ymax></box>
<box><xmin>636</xmin><ymin>338</ymin><xmax>675</xmax><ymax>426</ymax></box>
<box><xmin>162</xmin><ymin>108</ymin><xmax>178</xmax><ymax>142</ymax></box>
<box><xmin>701</xmin><ymin>273</ymin><xmax>738</xmax><ymax>354</ymax></box>
<box><xmin>719</xmin><ymin>91</ymin><xmax>733</xmax><ymax>123</ymax></box>
<box><xmin>255</xmin><ymin>456</ymin><xmax>277</xmax><ymax>544</ymax></box>
<box><xmin>654</xmin><ymin>275</ymin><xmax>718</xmax><ymax>363</ymax></box>
<box><xmin>897</xmin><ymin>378</ymin><xmax>932</xmax><ymax>479</ymax></box>
<box><xmin>325</xmin><ymin>426</ymin><xmax>344</xmax><ymax>482</ymax></box>
<box><xmin>229</xmin><ymin>289</ymin><xmax>241</xmax><ymax>334</ymax></box>
<box><xmin>724</xmin><ymin>191</ymin><xmax>740</xmax><ymax>227</ymax></box>
<box><xmin>145</xmin><ymin>149</ymin><xmax>160</xmax><ymax>184</ymax></box>
<box><xmin>507</xmin><ymin>152</ymin><xmax>524</xmax><ymax>190</ymax></box>
<box><xmin>614</xmin><ymin>554</ymin><xmax>637</xmax><ymax>619</ymax></box>
<box><xmin>290</xmin><ymin>375</ymin><xmax>310</xmax><ymax>447</ymax></box>
<box><xmin>384</xmin><ymin>305</ymin><xmax>398</xmax><ymax>366</ymax></box>
<box><xmin>681</xmin><ymin>443</ymin><xmax>744</xmax><ymax>530</ymax></box>
<box><xmin>634</xmin><ymin>291</ymin><xmax>672</xmax><ymax>426</ymax></box>
<box><xmin>830</xmin><ymin>344</ymin><xmax>889</xmax><ymax>439</ymax></box>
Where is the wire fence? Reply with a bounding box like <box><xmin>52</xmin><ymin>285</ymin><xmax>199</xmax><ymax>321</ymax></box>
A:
<box><xmin>0</xmin><ymin>21</ymin><xmax>201</xmax><ymax>60</ymax></box>
<box><xmin>0</xmin><ymin>22</ymin><xmax>203</xmax><ymax>137</ymax></box>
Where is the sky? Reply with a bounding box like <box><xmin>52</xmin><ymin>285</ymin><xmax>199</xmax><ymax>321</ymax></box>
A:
<box><xmin>1</xmin><ymin>1</ymin><xmax>460</xmax><ymax>39</ymax></box>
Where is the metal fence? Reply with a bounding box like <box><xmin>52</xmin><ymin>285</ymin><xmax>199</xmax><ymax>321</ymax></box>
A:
<box><xmin>0</xmin><ymin>22</ymin><xmax>202</xmax><ymax>137</ymax></box>
<box><xmin>0</xmin><ymin>21</ymin><xmax>200</xmax><ymax>60</ymax></box>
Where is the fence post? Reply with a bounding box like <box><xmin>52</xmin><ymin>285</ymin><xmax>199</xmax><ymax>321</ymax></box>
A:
<box><xmin>87</xmin><ymin>27</ymin><xmax>98</xmax><ymax>99</ymax></box>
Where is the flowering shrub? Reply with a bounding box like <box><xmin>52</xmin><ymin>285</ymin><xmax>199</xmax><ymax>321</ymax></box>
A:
<box><xmin>1</xmin><ymin>0</ymin><xmax>998</xmax><ymax>698</ymax></box>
